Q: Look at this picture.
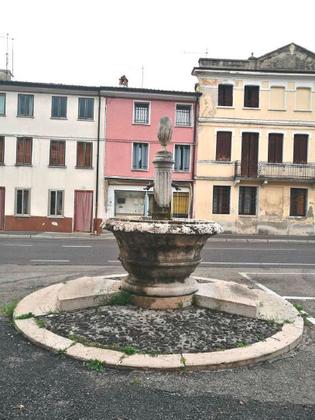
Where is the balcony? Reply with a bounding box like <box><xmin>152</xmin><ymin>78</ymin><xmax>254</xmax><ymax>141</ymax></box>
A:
<box><xmin>235</xmin><ymin>161</ymin><xmax>315</xmax><ymax>181</ymax></box>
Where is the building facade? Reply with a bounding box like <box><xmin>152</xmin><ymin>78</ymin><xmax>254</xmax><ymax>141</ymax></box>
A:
<box><xmin>0</xmin><ymin>80</ymin><xmax>105</xmax><ymax>232</ymax></box>
<box><xmin>102</xmin><ymin>87</ymin><xmax>199</xmax><ymax>219</ymax></box>
<box><xmin>193</xmin><ymin>43</ymin><xmax>315</xmax><ymax>235</ymax></box>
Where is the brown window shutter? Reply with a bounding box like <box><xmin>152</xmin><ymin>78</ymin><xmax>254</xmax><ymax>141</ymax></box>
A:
<box><xmin>16</xmin><ymin>138</ymin><xmax>25</xmax><ymax>164</ymax></box>
<box><xmin>24</xmin><ymin>138</ymin><xmax>32</xmax><ymax>164</ymax></box>
<box><xmin>268</xmin><ymin>133</ymin><xmax>283</xmax><ymax>163</ymax></box>
<box><xmin>77</xmin><ymin>142</ymin><xmax>84</xmax><ymax>166</ymax></box>
<box><xmin>60</xmin><ymin>141</ymin><xmax>65</xmax><ymax>166</ymax></box>
<box><xmin>293</xmin><ymin>134</ymin><xmax>308</xmax><ymax>164</ymax></box>
<box><xmin>216</xmin><ymin>132</ymin><xmax>232</xmax><ymax>161</ymax></box>
<box><xmin>86</xmin><ymin>143</ymin><xmax>92</xmax><ymax>167</ymax></box>
<box><xmin>290</xmin><ymin>188</ymin><xmax>307</xmax><ymax>216</ymax></box>
<box><xmin>0</xmin><ymin>137</ymin><xmax>4</xmax><ymax>164</ymax></box>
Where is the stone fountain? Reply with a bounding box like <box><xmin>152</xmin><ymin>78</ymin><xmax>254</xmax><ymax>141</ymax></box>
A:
<box><xmin>105</xmin><ymin>117</ymin><xmax>223</xmax><ymax>308</ymax></box>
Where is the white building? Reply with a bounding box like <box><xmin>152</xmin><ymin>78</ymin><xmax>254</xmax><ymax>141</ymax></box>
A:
<box><xmin>0</xmin><ymin>77</ymin><xmax>105</xmax><ymax>232</ymax></box>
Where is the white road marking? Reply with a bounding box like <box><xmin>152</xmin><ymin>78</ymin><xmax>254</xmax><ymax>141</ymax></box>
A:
<box><xmin>201</xmin><ymin>262</ymin><xmax>315</xmax><ymax>266</ymax></box>
<box><xmin>1</xmin><ymin>244</ymin><xmax>33</xmax><ymax>247</ymax></box>
<box><xmin>62</xmin><ymin>245</ymin><xmax>92</xmax><ymax>248</ymax></box>
<box><xmin>108</xmin><ymin>260</ymin><xmax>120</xmax><ymax>263</ymax></box>
<box><xmin>204</xmin><ymin>247</ymin><xmax>299</xmax><ymax>251</ymax></box>
<box><xmin>283</xmin><ymin>296</ymin><xmax>315</xmax><ymax>300</ymax></box>
<box><xmin>30</xmin><ymin>259</ymin><xmax>70</xmax><ymax>263</ymax></box>
<box><xmin>238</xmin><ymin>272</ymin><xmax>315</xmax><ymax>275</ymax></box>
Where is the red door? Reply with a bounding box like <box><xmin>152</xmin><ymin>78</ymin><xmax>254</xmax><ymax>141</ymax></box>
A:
<box><xmin>0</xmin><ymin>187</ymin><xmax>5</xmax><ymax>230</ymax></box>
<box><xmin>241</xmin><ymin>133</ymin><xmax>259</xmax><ymax>177</ymax></box>
<box><xmin>74</xmin><ymin>190</ymin><xmax>93</xmax><ymax>232</ymax></box>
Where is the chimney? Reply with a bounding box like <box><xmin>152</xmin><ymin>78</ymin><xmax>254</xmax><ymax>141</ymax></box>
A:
<box><xmin>119</xmin><ymin>75</ymin><xmax>128</xmax><ymax>87</ymax></box>
<box><xmin>0</xmin><ymin>69</ymin><xmax>13</xmax><ymax>80</ymax></box>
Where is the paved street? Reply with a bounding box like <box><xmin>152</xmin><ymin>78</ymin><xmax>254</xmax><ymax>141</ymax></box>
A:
<box><xmin>0</xmin><ymin>235</ymin><xmax>314</xmax><ymax>419</ymax></box>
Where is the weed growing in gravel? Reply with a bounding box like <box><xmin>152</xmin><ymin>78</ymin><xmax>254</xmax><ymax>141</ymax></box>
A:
<box><xmin>122</xmin><ymin>345</ymin><xmax>137</xmax><ymax>355</ymax></box>
<box><xmin>180</xmin><ymin>355</ymin><xmax>187</xmax><ymax>368</ymax></box>
<box><xmin>85</xmin><ymin>359</ymin><xmax>105</xmax><ymax>372</ymax></box>
<box><xmin>130</xmin><ymin>378</ymin><xmax>142</xmax><ymax>385</ymax></box>
<box><xmin>293</xmin><ymin>303</ymin><xmax>304</xmax><ymax>312</ymax></box>
<box><xmin>15</xmin><ymin>312</ymin><xmax>34</xmax><ymax>320</ymax></box>
<box><xmin>1</xmin><ymin>300</ymin><xmax>18</xmax><ymax>321</ymax></box>
<box><xmin>106</xmin><ymin>291</ymin><xmax>131</xmax><ymax>306</ymax></box>
<box><xmin>35</xmin><ymin>318</ymin><xmax>46</xmax><ymax>328</ymax></box>
<box><xmin>236</xmin><ymin>341</ymin><xmax>248</xmax><ymax>348</ymax></box>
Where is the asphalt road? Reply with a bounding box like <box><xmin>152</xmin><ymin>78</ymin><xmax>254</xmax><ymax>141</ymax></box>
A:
<box><xmin>0</xmin><ymin>236</ymin><xmax>315</xmax><ymax>419</ymax></box>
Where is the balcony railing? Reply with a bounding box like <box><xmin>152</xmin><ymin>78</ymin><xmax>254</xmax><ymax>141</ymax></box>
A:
<box><xmin>235</xmin><ymin>161</ymin><xmax>315</xmax><ymax>180</ymax></box>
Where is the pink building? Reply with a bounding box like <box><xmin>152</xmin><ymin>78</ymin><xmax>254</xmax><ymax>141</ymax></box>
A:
<box><xmin>101</xmin><ymin>87</ymin><xmax>199</xmax><ymax>218</ymax></box>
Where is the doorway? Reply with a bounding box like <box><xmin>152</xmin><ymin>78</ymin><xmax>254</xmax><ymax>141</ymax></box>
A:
<box><xmin>74</xmin><ymin>190</ymin><xmax>93</xmax><ymax>232</ymax></box>
<box><xmin>241</xmin><ymin>133</ymin><xmax>259</xmax><ymax>177</ymax></box>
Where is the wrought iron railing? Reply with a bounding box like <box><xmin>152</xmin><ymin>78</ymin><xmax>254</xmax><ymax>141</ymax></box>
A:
<box><xmin>235</xmin><ymin>161</ymin><xmax>315</xmax><ymax>180</ymax></box>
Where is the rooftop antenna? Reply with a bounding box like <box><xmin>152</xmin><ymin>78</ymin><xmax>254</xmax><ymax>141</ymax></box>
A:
<box><xmin>5</xmin><ymin>33</ymin><xmax>9</xmax><ymax>74</ymax></box>
<box><xmin>183</xmin><ymin>48</ymin><xmax>208</xmax><ymax>57</ymax></box>
<box><xmin>141</xmin><ymin>65</ymin><xmax>144</xmax><ymax>88</ymax></box>
<box><xmin>11</xmin><ymin>37</ymin><xmax>14</xmax><ymax>76</ymax></box>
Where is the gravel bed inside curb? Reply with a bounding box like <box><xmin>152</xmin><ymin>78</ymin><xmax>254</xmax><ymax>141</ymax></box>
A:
<box><xmin>40</xmin><ymin>306</ymin><xmax>281</xmax><ymax>354</ymax></box>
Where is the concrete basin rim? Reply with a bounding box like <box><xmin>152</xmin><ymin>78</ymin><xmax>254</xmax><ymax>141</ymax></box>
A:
<box><xmin>12</xmin><ymin>275</ymin><xmax>304</xmax><ymax>370</ymax></box>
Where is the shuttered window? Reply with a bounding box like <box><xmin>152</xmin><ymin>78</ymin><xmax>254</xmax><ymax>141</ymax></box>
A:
<box><xmin>51</xmin><ymin>96</ymin><xmax>67</xmax><ymax>118</ymax></box>
<box><xmin>133</xmin><ymin>143</ymin><xmax>148</xmax><ymax>170</ymax></box>
<box><xmin>216</xmin><ymin>131</ymin><xmax>232</xmax><ymax>161</ymax></box>
<box><xmin>174</xmin><ymin>145</ymin><xmax>190</xmax><ymax>171</ymax></box>
<box><xmin>290</xmin><ymin>188</ymin><xmax>307</xmax><ymax>217</ymax></box>
<box><xmin>213</xmin><ymin>186</ymin><xmax>230</xmax><ymax>214</ymax></box>
<box><xmin>244</xmin><ymin>86</ymin><xmax>259</xmax><ymax>108</ymax></box>
<box><xmin>49</xmin><ymin>141</ymin><xmax>65</xmax><ymax>166</ymax></box>
<box><xmin>16</xmin><ymin>137</ymin><xmax>32</xmax><ymax>165</ymax></box>
<box><xmin>268</xmin><ymin>133</ymin><xmax>283</xmax><ymax>163</ymax></box>
<box><xmin>0</xmin><ymin>137</ymin><xmax>4</xmax><ymax>164</ymax></box>
<box><xmin>239</xmin><ymin>186</ymin><xmax>257</xmax><ymax>215</ymax></box>
<box><xmin>218</xmin><ymin>84</ymin><xmax>233</xmax><ymax>106</ymax></box>
<box><xmin>296</xmin><ymin>88</ymin><xmax>311</xmax><ymax>111</ymax></box>
<box><xmin>270</xmin><ymin>87</ymin><xmax>285</xmax><ymax>110</ymax></box>
<box><xmin>77</xmin><ymin>142</ymin><xmax>92</xmax><ymax>168</ymax></box>
<box><xmin>293</xmin><ymin>134</ymin><xmax>308</xmax><ymax>164</ymax></box>
<box><xmin>134</xmin><ymin>102</ymin><xmax>150</xmax><ymax>124</ymax></box>
<box><xmin>172</xmin><ymin>192</ymin><xmax>189</xmax><ymax>218</ymax></box>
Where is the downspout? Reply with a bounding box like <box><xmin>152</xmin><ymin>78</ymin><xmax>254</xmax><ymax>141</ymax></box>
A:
<box><xmin>94</xmin><ymin>90</ymin><xmax>101</xmax><ymax>234</ymax></box>
<box><xmin>191</xmin><ymin>95</ymin><xmax>199</xmax><ymax>218</ymax></box>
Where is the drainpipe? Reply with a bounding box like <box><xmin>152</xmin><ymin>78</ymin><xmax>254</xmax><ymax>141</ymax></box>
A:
<box><xmin>94</xmin><ymin>91</ymin><xmax>101</xmax><ymax>234</ymax></box>
<box><xmin>191</xmin><ymin>95</ymin><xmax>199</xmax><ymax>218</ymax></box>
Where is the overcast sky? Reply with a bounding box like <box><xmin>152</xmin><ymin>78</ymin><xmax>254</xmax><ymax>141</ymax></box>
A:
<box><xmin>0</xmin><ymin>0</ymin><xmax>314</xmax><ymax>91</ymax></box>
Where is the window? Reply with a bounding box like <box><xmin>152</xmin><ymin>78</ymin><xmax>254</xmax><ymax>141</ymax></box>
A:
<box><xmin>77</xmin><ymin>142</ymin><xmax>92</xmax><ymax>168</ymax></box>
<box><xmin>244</xmin><ymin>85</ymin><xmax>259</xmax><ymax>108</ymax></box>
<box><xmin>132</xmin><ymin>143</ymin><xmax>148</xmax><ymax>170</ymax></box>
<box><xmin>17</xmin><ymin>94</ymin><xmax>34</xmax><ymax>117</ymax></box>
<box><xmin>176</xmin><ymin>104</ymin><xmax>192</xmax><ymax>126</ymax></box>
<box><xmin>239</xmin><ymin>186</ymin><xmax>257</xmax><ymax>215</ymax></box>
<box><xmin>218</xmin><ymin>84</ymin><xmax>233</xmax><ymax>107</ymax></box>
<box><xmin>15</xmin><ymin>189</ymin><xmax>30</xmax><ymax>215</ymax></box>
<box><xmin>16</xmin><ymin>137</ymin><xmax>32</xmax><ymax>165</ymax></box>
<box><xmin>134</xmin><ymin>102</ymin><xmax>149</xmax><ymax>124</ymax></box>
<box><xmin>172</xmin><ymin>192</ymin><xmax>189</xmax><ymax>218</ymax></box>
<box><xmin>49</xmin><ymin>140</ymin><xmax>65</xmax><ymax>167</ymax></box>
<box><xmin>0</xmin><ymin>137</ymin><xmax>4</xmax><ymax>164</ymax></box>
<box><xmin>293</xmin><ymin>134</ymin><xmax>308</xmax><ymax>164</ymax></box>
<box><xmin>269</xmin><ymin>86</ymin><xmax>285</xmax><ymax>110</ymax></box>
<box><xmin>49</xmin><ymin>190</ymin><xmax>64</xmax><ymax>216</ymax></box>
<box><xmin>290</xmin><ymin>188</ymin><xmax>307</xmax><ymax>217</ymax></box>
<box><xmin>216</xmin><ymin>131</ymin><xmax>232</xmax><ymax>161</ymax></box>
<box><xmin>78</xmin><ymin>97</ymin><xmax>94</xmax><ymax>120</ymax></box>
<box><xmin>174</xmin><ymin>145</ymin><xmax>190</xmax><ymax>171</ymax></box>
<box><xmin>0</xmin><ymin>93</ymin><xmax>5</xmax><ymax>116</ymax></box>
<box><xmin>295</xmin><ymin>87</ymin><xmax>311</xmax><ymax>111</ymax></box>
<box><xmin>268</xmin><ymin>133</ymin><xmax>283</xmax><ymax>163</ymax></box>
<box><xmin>213</xmin><ymin>186</ymin><xmax>230</xmax><ymax>214</ymax></box>
<box><xmin>51</xmin><ymin>96</ymin><xmax>67</xmax><ymax>118</ymax></box>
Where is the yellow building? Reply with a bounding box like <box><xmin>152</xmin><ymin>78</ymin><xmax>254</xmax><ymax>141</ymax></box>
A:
<box><xmin>192</xmin><ymin>43</ymin><xmax>315</xmax><ymax>235</ymax></box>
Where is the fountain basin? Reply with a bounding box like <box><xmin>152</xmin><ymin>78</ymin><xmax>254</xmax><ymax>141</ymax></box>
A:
<box><xmin>105</xmin><ymin>217</ymin><xmax>223</xmax><ymax>308</ymax></box>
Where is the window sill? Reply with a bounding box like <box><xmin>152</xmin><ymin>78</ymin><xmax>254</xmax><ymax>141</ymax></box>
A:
<box><xmin>16</xmin><ymin>115</ymin><xmax>34</xmax><ymax>118</ymax></box>
<box><xmin>268</xmin><ymin>108</ymin><xmax>286</xmax><ymax>112</ymax></box>
<box><xmin>294</xmin><ymin>109</ymin><xmax>312</xmax><ymax>113</ymax></box>
<box><xmin>15</xmin><ymin>164</ymin><xmax>32</xmax><ymax>167</ymax></box>
<box><xmin>48</xmin><ymin>165</ymin><xmax>67</xmax><ymax>168</ymax></box>
<box><xmin>50</xmin><ymin>117</ymin><xmax>68</xmax><ymax>120</ymax></box>
<box><xmin>215</xmin><ymin>160</ymin><xmax>232</xmax><ymax>164</ymax></box>
<box><xmin>47</xmin><ymin>215</ymin><xmax>64</xmax><ymax>219</ymax></box>
<box><xmin>242</xmin><ymin>107</ymin><xmax>260</xmax><ymax>110</ymax></box>
<box><xmin>14</xmin><ymin>214</ymin><xmax>31</xmax><ymax>218</ymax></box>
<box><xmin>288</xmin><ymin>216</ymin><xmax>307</xmax><ymax>219</ymax></box>
<box><xmin>0</xmin><ymin>114</ymin><xmax>6</xmax><ymax>117</ymax></box>
<box><xmin>132</xmin><ymin>122</ymin><xmax>150</xmax><ymax>126</ymax></box>
<box><xmin>131</xmin><ymin>168</ymin><xmax>149</xmax><ymax>172</ymax></box>
<box><xmin>216</xmin><ymin>106</ymin><xmax>234</xmax><ymax>109</ymax></box>
<box><xmin>175</xmin><ymin>124</ymin><xmax>193</xmax><ymax>128</ymax></box>
<box><xmin>77</xmin><ymin>118</ymin><xmax>95</xmax><ymax>122</ymax></box>
<box><xmin>239</xmin><ymin>214</ymin><xmax>257</xmax><ymax>217</ymax></box>
<box><xmin>174</xmin><ymin>170</ymin><xmax>190</xmax><ymax>173</ymax></box>
<box><xmin>75</xmin><ymin>166</ymin><xmax>93</xmax><ymax>170</ymax></box>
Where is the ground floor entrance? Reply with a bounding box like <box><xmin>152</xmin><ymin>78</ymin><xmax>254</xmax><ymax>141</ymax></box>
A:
<box><xmin>74</xmin><ymin>190</ymin><xmax>93</xmax><ymax>232</ymax></box>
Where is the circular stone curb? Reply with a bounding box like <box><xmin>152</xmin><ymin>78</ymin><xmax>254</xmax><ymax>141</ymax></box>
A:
<box><xmin>13</xmin><ymin>277</ymin><xmax>304</xmax><ymax>370</ymax></box>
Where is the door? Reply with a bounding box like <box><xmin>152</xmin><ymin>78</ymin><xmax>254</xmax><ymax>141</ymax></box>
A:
<box><xmin>172</xmin><ymin>192</ymin><xmax>189</xmax><ymax>218</ymax></box>
<box><xmin>0</xmin><ymin>187</ymin><xmax>4</xmax><ymax>230</ymax></box>
<box><xmin>74</xmin><ymin>190</ymin><xmax>93</xmax><ymax>232</ymax></box>
<box><xmin>241</xmin><ymin>133</ymin><xmax>259</xmax><ymax>177</ymax></box>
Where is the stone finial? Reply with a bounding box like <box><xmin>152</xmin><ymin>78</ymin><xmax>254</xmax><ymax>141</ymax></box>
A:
<box><xmin>158</xmin><ymin>117</ymin><xmax>172</xmax><ymax>148</ymax></box>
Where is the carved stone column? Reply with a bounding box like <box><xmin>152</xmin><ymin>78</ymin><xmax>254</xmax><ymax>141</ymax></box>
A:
<box><xmin>152</xmin><ymin>150</ymin><xmax>174</xmax><ymax>220</ymax></box>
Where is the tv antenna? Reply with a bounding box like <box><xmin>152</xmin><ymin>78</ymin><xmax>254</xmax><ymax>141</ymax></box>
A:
<box><xmin>183</xmin><ymin>48</ymin><xmax>209</xmax><ymax>57</ymax></box>
<box><xmin>0</xmin><ymin>33</ymin><xmax>14</xmax><ymax>77</ymax></box>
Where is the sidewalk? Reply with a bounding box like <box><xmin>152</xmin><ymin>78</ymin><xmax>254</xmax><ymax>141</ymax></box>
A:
<box><xmin>0</xmin><ymin>230</ymin><xmax>315</xmax><ymax>243</ymax></box>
